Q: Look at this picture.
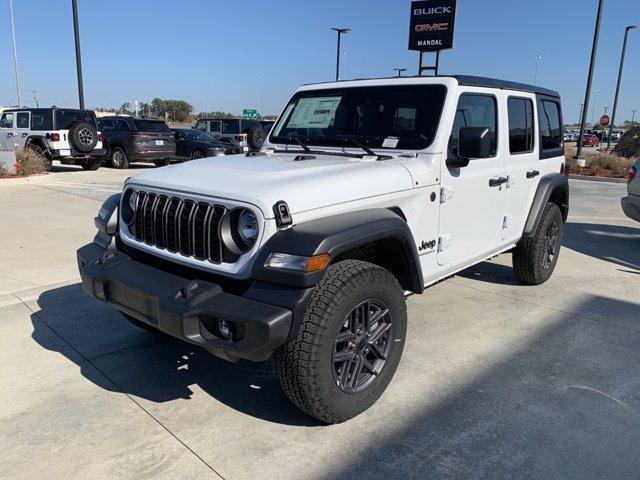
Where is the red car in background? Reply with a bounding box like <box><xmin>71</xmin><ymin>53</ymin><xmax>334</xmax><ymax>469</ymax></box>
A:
<box><xmin>581</xmin><ymin>133</ymin><xmax>600</xmax><ymax>147</ymax></box>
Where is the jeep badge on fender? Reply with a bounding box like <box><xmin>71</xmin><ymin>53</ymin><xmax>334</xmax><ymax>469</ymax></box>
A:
<box><xmin>78</xmin><ymin>74</ymin><xmax>568</xmax><ymax>424</ymax></box>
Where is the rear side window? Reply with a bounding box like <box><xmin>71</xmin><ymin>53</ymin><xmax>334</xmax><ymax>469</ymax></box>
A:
<box><xmin>99</xmin><ymin>118</ymin><xmax>115</xmax><ymax>131</ymax></box>
<box><xmin>115</xmin><ymin>119</ymin><xmax>132</xmax><ymax>132</ymax></box>
<box><xmin>17</xmin><ymin>112</ymin><xmax>29</xmax><ymax>128</ymax></box>
<box><xmin>539</xmin><ymin>100</ymin><xmax>562</xmax><ymax>151</ymax></box>
<box><xmin>507</xmin><ymin>97</ymin><xmax>535</xmax><ymax>154</ymax></box>
<box><xmin>449</xmin><ymin>94</ymin><xmax>497</xmax><ymax>157</ymax></box>
<box><xmin>55</xmin><ymin>110</ymin><xmax>97</xmax><ymax>129</ymax></box>
<box><xmin>222</xmin><ymin>120</ymin><xmax>239</xmax><ymax>134</ymax></box>
<box><xmin>135</xmin><ymin>120</ymin><xmax>170</xmax><ymax>133</ymax></box>
<box><xmin>209</xmin><ymin>120</ymin><xmax>222</xmax><ymax>132</ymax></box>
<box><xmin>31</xmin><ymin>110</ymin><xmax>53</xmax><ymax>130</ymax></box>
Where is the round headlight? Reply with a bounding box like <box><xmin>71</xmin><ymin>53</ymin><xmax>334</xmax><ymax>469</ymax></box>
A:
<box><xmin>121</xmin><ymin>189</ymin><xmax>136</xmax><ymax>225</ymax></box>
<box><xmin>237</xmin><ymin>209</ymin><xmax>259</xmax><ymax>246</ymax></box>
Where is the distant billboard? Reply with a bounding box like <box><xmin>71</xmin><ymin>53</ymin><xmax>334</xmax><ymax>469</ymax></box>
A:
<box><xmin>408</xmin><ymin>0</ymin><xmax>457</xmax><ymax>52</ymax></box>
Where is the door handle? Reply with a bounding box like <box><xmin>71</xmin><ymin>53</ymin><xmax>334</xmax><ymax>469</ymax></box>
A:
<box><xmin>489</xmin><ymin>176</ymin><xmax>508</xmax><ymax>187</ymax></box>
<box><xmin>526</xmin><ymin>170</ymin><xmax>540</xmax><ymax>179</ymax></box>
<box><xmin>7</xmin><ymin>133</ymin><xmax>14</xmax><ymax>138</ymax></box>
<box><xmin>21</xmin><ymin>133</ymin><xmax>28</xmax><ymax>138</ymax></box>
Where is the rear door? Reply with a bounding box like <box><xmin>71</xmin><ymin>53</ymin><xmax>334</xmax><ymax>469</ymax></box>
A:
<box><xmin>502</xmin><ymin>94</ymin><xmax>538</xmax><ymax>240</ymax></box>
<box><xmin>438</xmin><ymin>90</ymin><xmax>506</xmax><ymax>266</ymax></box>
<box><xmin>14</xmin><ymin>111</ymin><xmax>31</xmax><ymax>149</ymax></box>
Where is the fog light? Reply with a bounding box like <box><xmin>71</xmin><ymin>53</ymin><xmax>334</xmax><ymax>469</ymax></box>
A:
<box><xmin>218</xmin><ymin>319</ymin><xmax>232</xmax><ymax>340</ymax></box>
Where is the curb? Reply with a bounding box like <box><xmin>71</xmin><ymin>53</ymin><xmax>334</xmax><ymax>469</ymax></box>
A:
<box><xmin>568</xmin><ymin>174</ymin><xmax>627</xmax><ymax>184</ymax></box>
<box><xmin>0</xmin><ymin>173</ymin><xmax>51</xmax><ymax>187</ymax></box>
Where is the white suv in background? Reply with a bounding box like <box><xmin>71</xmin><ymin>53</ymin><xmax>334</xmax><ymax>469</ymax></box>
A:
<box><xmin>78</xmin><ymin>75</ymin><xmax>568</xmax><ymax>423</ymax></box>
<box><xmin>0</xmin><ymin>107</ymin><xmax>105</xmax><ymax>171</ymax></box>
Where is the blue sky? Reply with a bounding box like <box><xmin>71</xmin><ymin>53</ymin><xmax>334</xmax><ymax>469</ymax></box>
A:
<box><xmin>1</xmin><ymin>0</ymin><xmax>638</xmax><ymax>123</ymax></box>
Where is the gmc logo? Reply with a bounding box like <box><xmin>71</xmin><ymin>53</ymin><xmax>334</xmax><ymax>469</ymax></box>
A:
<box><xmin>414</xmin><ymin>6</ymin><xmax>452</xmax><ymax>15</ymax></box>
<box><xmin>415</xmin><ymin>22</ymin><xmax>449</xmax><ymax>32</ymax></box>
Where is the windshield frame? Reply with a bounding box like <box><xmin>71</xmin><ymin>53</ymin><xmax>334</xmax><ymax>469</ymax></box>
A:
<box><xmin>269</xmin><ymin>84</ymin><xmax>448</xmax><ymax>151</ymax></box>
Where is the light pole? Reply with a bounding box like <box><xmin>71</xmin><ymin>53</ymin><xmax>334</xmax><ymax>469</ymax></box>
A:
<box><xmin>533</xmin><ymin>54</ymin><xmax>542</xmax><ymax>85</ymax></box>
<box><xmin>9</xmin><ymin>0</ymin><xmax>22</xmax><ymax>107</ymax></box>
<box><xmin>579</xmin><ymin>103</ymin><xmax>585</xmax><ymax>125</ymax></box>
<box><xmin>393</xmin><ymin>68</ymin><xmax>407</xmax><ymax>77</ymax></box>
<box><xmin>608</xmin><ymin>25</ymin><xmax>637</xmax><ymax>149</ymax></box>
<box><xmin>260</xmin><ymin>73</ymin><xmax>265</xmax><ymax>117</ymax></box>
<box><xmin>331</xmin><ymin>28</ymin><xmax>350</xmax><ymax>81</ymax></box>
<box><xmin>576</xmin><ymin>0</ymin><xmax>605</xmax><ymax>164</ymax></box>
<box><xmin>590</xmin><ymin>88</ymin><xmax>599</xmax><ymax>126</ymax></box>
<box><xmin>71</xmin><ymin>0</ymin><xmax>85</xmax><ymax>109</ymax></box>
<box><xmin>632</xmin><ymin>110</ymin><xmax>638</xmax><ymax>125</ymax></box>
<box><xmin>603</xmin><ymin>106</ymin><xmax>610</xmax><ymax>115</ymax></box>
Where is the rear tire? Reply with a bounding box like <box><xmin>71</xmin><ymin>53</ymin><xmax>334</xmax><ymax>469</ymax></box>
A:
<box><xmin>110</xmin><ymin>147</ymin><xmax>129</xmax><ymax>169</ymax></box>
<box><xmin>513</xmin><ymin>202</ymin><xmax>563</xmax><ymax>285</ymax></box>
<box><xmin>27</xmin><ymin>144</ymin><xmax>51</xmax><ymax>171</ymax></box>
<box><xmin>153</xmin><ymin>158</ymin><xmax>170</xmax><ymax>167</ymax></box>
<box><xmin>276</xmin><ymin>260</ymin><xmax>407</xmax><ymax>424</ymax></box>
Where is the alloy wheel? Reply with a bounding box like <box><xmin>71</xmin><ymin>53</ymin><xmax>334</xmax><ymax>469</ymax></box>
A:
<box><xmin>542</xmin><ymin>221</ymin><xmax>559</xmax><ymax>269</ymax></box>
<box><xmin>332</xmin><ymin>299</ymin><xmax>393</xmax><ymax>394</ymax></box>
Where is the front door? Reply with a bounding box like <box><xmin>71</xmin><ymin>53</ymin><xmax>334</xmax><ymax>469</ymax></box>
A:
<box><xmin>14</xmin><ymin>111</ymin><xmax>30</xmax><ymax>149</ymax></box>
<box><xmin>0</xmin><ymin>111</ymin><xmax>15</xmax><ymax>150</ymax></box>
<box><xmin>438</xmin><ymin>92</ymin><xmax>506</xmax><ymax>266</ymax></box>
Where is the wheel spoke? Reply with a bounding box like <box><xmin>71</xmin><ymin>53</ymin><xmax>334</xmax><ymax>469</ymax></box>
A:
<box><xmin>335</xmin><ymin>330</ymin><xmax>356</xmax><ymax>344</ymax></box>
<box><xmin>368</xmin><ymin>321</ymin><xmax>391</xmax><ymax>344</ymax></box>
<box><xmin>339</xmin><ymin>358</ymin><xmax>353</xmax><ymax>388</ymax></box>
<box><xmin>362</xmin><ymin>357</ymin><xmax>379</xmax><ymax>376</ymax></box>
<box><xmin>368</xmin><ymin>308</ymin><xmax>389</xmax><ymax>329</ymax></box>
<box><xmin>333</xmin><ymin>349</ymin><xmax>354</xmax><ymax>364</ymax></box>
<box><xmin>369</xmin><ymin>342</ymin><xmax>387</xmax><ymax>360</ymax></box>
<box><xmin>350</xmin><ymin>356</ymin><xmax>364</xmax><ymax>390</ymax></box>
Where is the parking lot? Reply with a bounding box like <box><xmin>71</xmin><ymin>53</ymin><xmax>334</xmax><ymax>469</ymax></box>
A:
<box><xmin>1</xmin><ymin>165</ymin><xmax>639</xmax><ymax>479</ymax></box>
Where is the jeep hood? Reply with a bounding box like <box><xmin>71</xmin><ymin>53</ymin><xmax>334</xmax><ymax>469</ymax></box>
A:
<box><xmin>127</xmin><ymin>152</ymin><xmax>415</xmax><ymax>219</ymax></box>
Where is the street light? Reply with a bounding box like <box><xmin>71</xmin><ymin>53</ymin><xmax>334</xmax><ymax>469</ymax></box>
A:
<box><xmin>331</xmin><ymin>27</ymin><xmax>350</xmax><ymax>81</ymax></box>
<box><xmin>608</xmin><ymin>25</ymin><xmax>637</xmax><ymax>149</ymax></box>
<box><xmin>533</xmin><ymin>54</ymin><xmax>542</xmax><ymax>85</ymax></box>
<box><xmin>71</xmin><ymin>0</ymin><xmax>85</xmax><ymax>109</ymax></box>
<box><xmin>576</xmin><ymin>0</ymin><xmax>605</xmax><ymax>164</ymax></box>
<box><xmin>590</xmin><ymin>88</ymin><xmax>599</xmax><ymax>126</ymax></box>
<box><xmin>603</xmin><ymin>106</ymin><xmax>610</xmax><ymax>115</ymax></box>
<box><xmin>9</xmin><ymin>0</ymin><xmax>22</xmax><ymax>107</ymax></box>
<box><xmin>393</xmin><ymin>68</ymin><xmax>407</xmax><ymax>77</ymax></box>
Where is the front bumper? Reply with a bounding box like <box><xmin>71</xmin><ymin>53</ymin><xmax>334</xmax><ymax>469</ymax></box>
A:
<box><xmin>77</xmin><ymin>242</ymin><xmax>294</xmax><ymax>362</ymax></box>
<box><xmin>622</xmin><ymin>195</ymin><xmax>640</xmax><ymax>223</ymax></box>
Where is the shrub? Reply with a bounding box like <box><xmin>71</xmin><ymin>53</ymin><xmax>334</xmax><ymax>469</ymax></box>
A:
<box><xmin>0</xmin><ymin>163</ymin><xmax>7</xmax><ymax>177</ymax></box>
<box><xmin>564</xmin><ymin>146</ymin><xmax>576</xmax><ymax>163</ymax></box>
<box><xmin>14</xmin><ymin>148</ymin><xmax>46</xmax><ymax>176</ymax></box>
<box><xmin>586</xmin><ymin>152</ymin><xmax>633</xmax><ymax>178</ymax></box>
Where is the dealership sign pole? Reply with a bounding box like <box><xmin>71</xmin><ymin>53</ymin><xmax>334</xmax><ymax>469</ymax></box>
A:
<box><xmin>408</xmin><ymin>0</ymin><xmax>457</xmax><ymax>76</ymax></box>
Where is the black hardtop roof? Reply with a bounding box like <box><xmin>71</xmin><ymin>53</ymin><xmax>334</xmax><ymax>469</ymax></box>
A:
<box><xmin>2</xmin><ymin>107</ymin><xmax>95</xmax><ymax>113</ymax></box>
<box><xmin>303</xmin><ymin>74</ymin><xmax>560</xmax><ymax>98</ymax></box>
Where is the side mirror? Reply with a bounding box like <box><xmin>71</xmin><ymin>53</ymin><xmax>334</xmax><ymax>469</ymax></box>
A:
<box><xmin>458</xmin><ymin>126</ymin><xmax>492</xmax><ymax>159</ymax></box>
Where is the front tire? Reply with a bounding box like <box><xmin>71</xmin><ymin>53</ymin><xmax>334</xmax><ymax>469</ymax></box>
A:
<box><xmin>276</xmin><ymin>260</ymin><xmax>407</xmax><ymax>424</ymax></box>
<box><xmin>190</xmin><ymin>150</ymin><xmax>204</xmax><ymax>160</ymax></box>
<box><xmin>110</xmin><ymin>147</ymin><xmax>129</xmax><ymax>169</ymax></box>
<box><xmin>153</xmin><ymin>158</ymin><xmax>170</xmax><ymax>167</ymax></box>
<box><xmin>513</xmin><ymin>202</ymin><xmax>563</xmax><ymax>285</ymax></box>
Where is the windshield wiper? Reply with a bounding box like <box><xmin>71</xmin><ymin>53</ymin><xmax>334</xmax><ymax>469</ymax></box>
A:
<box><xmin>288</xmin><ymin>136</ymin><xmax>311</xmax><ymax>153</ymax></box>
<box><xmin>346</xmin><ymin>137</ymin><xmax>376</xmax><ymax>156</ymax></box>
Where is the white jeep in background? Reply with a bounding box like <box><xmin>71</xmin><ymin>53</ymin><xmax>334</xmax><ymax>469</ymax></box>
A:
<box><xmin>0</xmin><ymin>107</ymin><xmax>104</xmax><ymax>171</ymax></box>
<box><xmin>78</xmin><ymin>75</ymin><xmax>569</xmax><ymax>423</ymax></box>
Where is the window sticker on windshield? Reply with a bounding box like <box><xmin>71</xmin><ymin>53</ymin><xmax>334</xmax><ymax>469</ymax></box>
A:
<box><xmin>382</xmin><ymin>137</ymin><xmax>399</xmax><ymax>148</ymax></box>
<box><xmin>287</xmin><ymin>97</ymin><xmax>342</xmax><ymax>129</ymax></box>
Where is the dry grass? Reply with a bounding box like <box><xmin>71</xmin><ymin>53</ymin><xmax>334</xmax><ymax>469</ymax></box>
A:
<box><xmin>0</xmin><ymin>163</ymin><xmax>8</xmax><ymax>177</ymax></box>
<box><xmin>15</xmin><ymin>148</ymin><xmax>47</xmax><ymax>176</ymax></box>
<box><xmin>586</xmin><ymin>152</ymin><xmax>633</xmax><ymax>178</ymax></box>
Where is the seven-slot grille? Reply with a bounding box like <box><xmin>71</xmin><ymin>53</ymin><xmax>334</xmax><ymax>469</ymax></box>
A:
<box><xmin>130</xmin><ymin>190</ymin><xmax>227</xmax><ymax>264</ymax></box>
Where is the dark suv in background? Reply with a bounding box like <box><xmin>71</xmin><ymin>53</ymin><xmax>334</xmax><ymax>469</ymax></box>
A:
<box><xmin>193</xmin><ymin>118</ymin><xmax>264</xmax><ymax>151</ymax></box>
<box><xmin>98</xmin><ymin>116</ymin><xmax>175</xmax><ymax>169</ymax></box>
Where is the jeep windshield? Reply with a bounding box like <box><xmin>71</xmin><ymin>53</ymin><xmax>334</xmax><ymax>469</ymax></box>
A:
<box><xmin>270</xmin><ymin>84</ymin><xmax>447</xmax><ymax>150</ymax></box>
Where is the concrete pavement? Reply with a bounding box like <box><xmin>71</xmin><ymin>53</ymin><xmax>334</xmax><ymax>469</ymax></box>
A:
<box><xmin>1</xmin><ymin>168</ymin><xmax>639</xmax><ymax>479</ymax></box>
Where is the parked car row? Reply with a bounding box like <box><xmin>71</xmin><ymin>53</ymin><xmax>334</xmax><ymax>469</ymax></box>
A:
<box><xmin>0</xmin><ymin>106</ymin><xmax>271</xmax><ymax>171</ymax></box>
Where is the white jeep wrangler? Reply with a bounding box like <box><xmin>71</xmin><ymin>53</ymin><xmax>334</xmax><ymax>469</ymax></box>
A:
<box><xmin>78</xmin><ymin>75</ymin><xmax>568</xmax><ymax>423</ymax></box>
<box><xmin>0</xmin><ymin>107</ymin><xmax>104</xmax><ymax>171</ymax></box>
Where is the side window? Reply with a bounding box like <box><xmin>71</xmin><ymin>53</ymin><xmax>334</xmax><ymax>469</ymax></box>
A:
<box><xmin>194</xmin><ymin>121</ymin><xmax>207</xmax><ymax>131</ymax></box>
<box><xmin>16</xmin><ymin>112</ymin><xmax>30</xmax><ymax>129</ymax></box>
<box><xmin>0</xmin><ymin>113</ymin><xmax>14</xmax><ymax>128</ymax></box>
<box><xmin>449</xmin><ymin>94</ymin><xmax>497</xmax><ymax>157</ymax></box>
<box><xmin>222</xmin><ymin>120</ymin><xmax>240</xmax><ymax>134</ymax></box>
<box><xmin>539</xmin><ymin>100</ymin><xmax>562</xmax><ymax>150</ymax></box>
<box><xmin>209</xmin><ymin>121</ymin><xmax>221</xmax><ymax>133</ymax></box>
<box><xmin>115</xmin><ymin>119</ymin><xmax>131</xmax><ymax>132</ymax></box>
<box><xmin>100</xmin><ymin>118</ymin><xmax>114</xmax><ymax>131</ymax></box>
<box><xmin>507</xmin><ymin>97</ymin><xmax>535</xmax><ymax>154</ymax></box>
<box><xmin>30</xmin><ymin>110</ymin><xmax>53</xmax><ymax>130</ymax></box>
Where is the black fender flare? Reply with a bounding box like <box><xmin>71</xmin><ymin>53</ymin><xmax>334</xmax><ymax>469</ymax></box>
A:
<box><xmin>252</xmin><ymin>208</ymin><xmax>424</xmax><ymax>293</ymax></box>
<box><xmin>523</xmin><ymin>173</ymin><xmax>569</xmax><ymax>237</ymax></box>
<box><xmin>25</xmin><ymin>135</ymin><xmax>49</xmax><ymax>151</ymax></box>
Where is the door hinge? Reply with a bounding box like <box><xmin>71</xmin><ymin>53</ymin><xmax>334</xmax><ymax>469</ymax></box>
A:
<box><xmin>438</xmin><ymin>235</ymin><xmax>451</xmax><ymax>252</ymax></box>
<box><xmin>502</xmin><ymin>215</ymin><xmax>512</xmax><ymax>229</ymax></box>
<box><xmin>440</xmin><ymin>186</ymin><xmax>453</xmax><ymax>204</ymax></box>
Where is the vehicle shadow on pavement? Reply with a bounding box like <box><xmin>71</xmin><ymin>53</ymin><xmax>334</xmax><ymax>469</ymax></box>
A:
<box><xmin>29</xmin><ymin>283</ymin><xmax>321</xmax><ymax>427</ymax></box>
<box><xmin>563</xmin><ymin>222</ymin><xmax>640</xmax><ymax>272</ymax></box>
<box><xmin>329</xmin><ymin>295</ymin><xmax>640</xmax><ymax>480</ymax></box>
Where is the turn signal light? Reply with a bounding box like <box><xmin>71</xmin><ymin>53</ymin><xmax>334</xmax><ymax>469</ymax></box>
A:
<box><xmin>49</xmin><ymin>133</ymin><xmax>60</xmax><ymax>142</ymax></box>
<box><xmin>305</xmin><ymin>254</ymin><xmax>331</xmax><ymax>272</ymax></box>
<box><xmin>629</xmin><ymin>166</ymin><xmax>637</xmax><ymax>183</ymax></box>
